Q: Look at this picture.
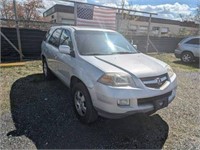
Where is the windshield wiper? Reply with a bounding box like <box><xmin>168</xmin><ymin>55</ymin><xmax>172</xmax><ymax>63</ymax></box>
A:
<box><xmin>83</xmin><ymin>53</ymin><xmax>111</xmax><ymax>56</ymax></box>
<box><xmin>111</xmin><ymin>51</ymin><xmax>135</xmax><ymax>54</ymax></box>
<box><xmin>83</xmin><ymin>52</ymin><xmax>135</xmax><ymax>56</ymax></box>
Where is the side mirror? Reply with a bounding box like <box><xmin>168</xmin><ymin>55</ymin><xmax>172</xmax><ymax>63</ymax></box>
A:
<box><xmin>130</xmin><ymin>40</ymin><xmax>137</xmax><ymax>49</ymax></box>
<box><xmin>133</xmin><ymin>44</ymin><xmax>137</xmax><ymax>49</ymax></box>
<box><xmin>59</xmin><ymin>45</ymin><xmax>71</xmax><ymax>55</ymax></box>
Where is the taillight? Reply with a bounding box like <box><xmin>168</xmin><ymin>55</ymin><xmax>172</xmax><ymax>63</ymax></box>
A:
<box><xmin>176</xmin><ymin>44</ymin><xmax>180</xmax><ymax>49</ymax></box>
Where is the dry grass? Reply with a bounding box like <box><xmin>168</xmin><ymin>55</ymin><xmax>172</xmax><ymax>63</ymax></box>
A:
<box><xmin>148</xmin><ymin>53</ymin><xmax>199</xmax><ymax>72</ymax></box>
<box><xmin>0</xmin><ymin>61</ymin><xmax>42</xmax><ymax>115</ymax></box>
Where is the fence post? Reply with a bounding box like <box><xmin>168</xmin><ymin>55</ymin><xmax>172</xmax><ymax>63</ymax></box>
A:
<box><xmin>13</xmin><ymin>0</ymin><xmax>23</xmax><ymax>61</ymax></box>
<box><xmin>146</xmin><ymin>14</ymin><xmax>152</xmax><ymax>53</ymax></box>
<box><xmin>74</xmin><ymin>2</ymin><xmax>77</xmax><ymax>26</ymax></box>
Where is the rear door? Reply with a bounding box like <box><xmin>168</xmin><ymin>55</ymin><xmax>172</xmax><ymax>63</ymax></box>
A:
<box><xmin>41</xmin><ymin>29</ymin><xmax>51</xmax><ymax>56</ymax></box>
<box><xmin>45</xmin><ymin>28</ymin><xmax>62</xmax><ymax>72</ymax></box>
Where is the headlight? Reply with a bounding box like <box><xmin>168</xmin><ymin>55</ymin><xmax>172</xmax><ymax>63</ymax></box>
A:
<box><xmin>98</xmin><ymin>73</ymin><xmax>135</xmax><ymax>87</ymax></box>
<box><xmin>166</xmin><ymin>65</ymin><xmax>174</xmax><ymax>78</ymax></box>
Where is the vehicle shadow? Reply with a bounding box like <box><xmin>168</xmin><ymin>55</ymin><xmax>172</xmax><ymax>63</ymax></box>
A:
<box><xmin>173</xmin><ymin>60</ymin><xmax>200</xmax><ymax>69</ymax></box>
<box><xmin>8</xmin><ymin>74</ymin><xmax>169</xmax><ymax>149</ymax></box>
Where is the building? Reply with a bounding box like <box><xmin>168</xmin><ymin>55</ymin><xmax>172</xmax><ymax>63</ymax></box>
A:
<box><xmin>117</xmin><ymin>14</ymin><xmax>199</xmax><ymax>37</ymax></box>
<box><xmin>43</xmin><ymin>4</ymin><xmax>199</xmax><ymax>37</ymax></box>
<box><xmin>43</xmin><ymin>4</ymin><xmax>75</xmax><ymax>25</ymax></box>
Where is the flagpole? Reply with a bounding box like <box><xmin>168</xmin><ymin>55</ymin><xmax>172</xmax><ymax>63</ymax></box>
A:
<box><xmin>74</xmin><ymin>2</ymin><xmax>77</xmax><ymax>26</ymax></box>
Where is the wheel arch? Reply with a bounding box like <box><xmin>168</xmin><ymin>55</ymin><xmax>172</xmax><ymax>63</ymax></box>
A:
<box><xmin>181</xmin><ymin>50</ymin><xmax>194</xmax><ymax>56</ymax></box>
<box><xmin>70</xmin><ymin>71</ymin><xmax>95</xmax><ymax>89</ymax></box>
<box><xmin>70</xmin><ymin>76</ymin><xmax>82</xmax><ymax>89</ymax></box>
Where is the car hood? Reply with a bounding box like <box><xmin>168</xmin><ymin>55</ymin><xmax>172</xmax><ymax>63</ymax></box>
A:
<box><xmin>81</xmin><ymin>53</ymin><xmax>168</xmax><ymax>78</ymax></box>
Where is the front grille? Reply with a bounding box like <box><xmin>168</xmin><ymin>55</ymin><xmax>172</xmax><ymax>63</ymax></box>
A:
<box><xmin>140</xmin><ymin>73</ymin><xmax>169</xmax><ymax>88</ymax></box>
<box><xmin>138</xmin><ymin>91</ymin><xmax>172</xmax><ymax>105</ymax></box>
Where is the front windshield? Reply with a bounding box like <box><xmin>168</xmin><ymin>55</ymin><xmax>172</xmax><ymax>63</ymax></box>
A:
<box><xmin>75</xmin><ymin>31</ymin><xmax>138</xmax><ymax>55</ymax></box>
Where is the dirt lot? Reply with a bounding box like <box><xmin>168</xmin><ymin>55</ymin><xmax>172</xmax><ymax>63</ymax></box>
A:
<box><xmin>0</xmin><ymin>53</ymin><xmax>199</xmax><ymax>149</ymax></box>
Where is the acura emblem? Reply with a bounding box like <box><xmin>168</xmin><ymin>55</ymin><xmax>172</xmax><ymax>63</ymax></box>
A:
<box><xmin>156</xmin><ymin>78</ymin><xmax>162</xmax><ymax>85</ymax></box>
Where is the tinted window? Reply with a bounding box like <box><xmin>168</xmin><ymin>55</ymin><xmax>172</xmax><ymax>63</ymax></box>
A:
<box><xmin>48</xmin><ymin>29</ymin><xmax>62</xmax><ymax>47</ymax></box>
<box><xmin>186</xmin><ymin>38</ymin><xmax>200</xmax><ymax>45</ymax></box>
<box><xmin>60</xmin><ymin>30</ymin><xmax>73</xmax><ymax>50</ymax></box>
<box><xmin>44</xmin><ymin>28</ymin><xmax>55</xmax><ymax>41</ymax></box>
<box><xmin>44</xmin><ymin>30</ymin><xmax>49</xmax><ymax>41</ymax></box>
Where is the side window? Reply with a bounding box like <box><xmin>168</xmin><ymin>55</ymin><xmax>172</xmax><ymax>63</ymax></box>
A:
<box><xmin>44</xmin><ymin>28</ymin><xmax>54</xmax><ymax>41</ymax></box>
<box><xmin>48</xmin><ymin>29</ymin><xmax>62</xmax><ymax>47</ymax></box>
<box><xmin>44</xmin><ymin>30</ymin><xmax>49</xmax><ymax>41</ymax></box>
<box><xmin>60</xmin><ymin>30</ymin><xmax>73</xmax><ymax>50</ymax></box>
<box><xmin>186</xmin><ymin>38</ymin><xmax>200</xmax><ymax>45</ymax></box>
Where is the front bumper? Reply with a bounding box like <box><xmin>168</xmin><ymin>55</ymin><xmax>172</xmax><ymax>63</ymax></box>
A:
<box><xmin>88</xmin><ymin>74</ymin><xmax>177</xmax><ymax>118</ymax></box>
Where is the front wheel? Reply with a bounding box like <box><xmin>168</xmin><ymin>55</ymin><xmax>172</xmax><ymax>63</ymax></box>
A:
<box><xmin>181</xmin><ymin>52</ymin><xmax>194</xmax><ymax>63</ymax></box>
<box><xmin>72</xmin><ymin>82</ymin><xmax>98</xmax><ymax>124</ymax></box>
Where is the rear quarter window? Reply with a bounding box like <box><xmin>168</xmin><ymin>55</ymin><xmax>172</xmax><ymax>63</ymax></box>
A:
<box><xmin>44</xmin><ymin>30</ymin><xmax>50</xmax><ymax>41</ymax></box>
<box><xmin>185</xmin><ymin>38</ymin><xmax>200</xmax><ymax>45</ymax></box>
<box><xmin>48</xmin><ymin>29</ymin><xmax>62</xmax><ymax>47</ymax></box>
<box><xmin>44</xmin><ymin>28</ymin><xmax>55</xmax><ymax>41</ymax></box>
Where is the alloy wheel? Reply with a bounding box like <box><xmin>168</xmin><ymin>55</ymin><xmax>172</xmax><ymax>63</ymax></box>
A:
<box><xmin>74</xmin><ymin>91</ymin><xmax>87</xmax><ymax>116</ymax></box>
<box><xmin>182</xmin><ymin>53</ymin><xmax>192</xmax><ymax>62</ymax></box>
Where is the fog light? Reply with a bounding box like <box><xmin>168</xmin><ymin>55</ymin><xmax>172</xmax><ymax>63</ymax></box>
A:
<box><xmin>117</xmin><ymin>99</ymin><xmax>130</xmax><ymax>106</ymax></box>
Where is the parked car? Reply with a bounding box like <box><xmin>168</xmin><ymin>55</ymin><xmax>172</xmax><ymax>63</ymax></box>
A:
<box><xmin>41</xmin><ymin>26</ymin><xmax>177</xmax><ymax>124</ymax></box>
<box><xmin>175</xmin><ymin>36</ymin><xmax>200</xmax><ymax>63</ymax></box>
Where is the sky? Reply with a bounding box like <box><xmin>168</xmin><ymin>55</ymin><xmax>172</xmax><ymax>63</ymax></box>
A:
<box><xmin>36</xmin><ymin>0</ymin><xmax>200</xmax><ymax>21</ymax></box>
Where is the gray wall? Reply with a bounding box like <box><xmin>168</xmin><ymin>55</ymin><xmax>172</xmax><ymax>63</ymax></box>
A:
<box><xmin>125</xmin><ymin>35</ymin><xmax>183</xmax><ymax>53</ymax></box>
<box><xmin>1</xmin><ymin>27</ymin><xmax>46</xmax><ymax>62</ymax></box>
<box><xmin>1</xmin><ymin>27</ymin><xmax>183</xmax><ymax>62</ymax></box>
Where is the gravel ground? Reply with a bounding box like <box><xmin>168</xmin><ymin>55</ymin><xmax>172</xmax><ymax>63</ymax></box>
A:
<box><xmin>0</xmin><ymin>57</ymin><xmax>200</xmax><ymax>149</ymax></box>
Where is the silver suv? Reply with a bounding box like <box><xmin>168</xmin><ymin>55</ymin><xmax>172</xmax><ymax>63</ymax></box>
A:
<box><xmin>175</xmin><ymin>36</ymin><xmax>200</xmax><ymax>63</ymax></box>
<box><xmin>41</xmin><ymin>26</ymin><xmax>177</xmax><ymax>123</ymax></box>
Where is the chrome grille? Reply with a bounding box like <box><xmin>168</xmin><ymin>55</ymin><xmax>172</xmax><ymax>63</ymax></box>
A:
<box><xmin>140</xmin><ymin>74</ymin><xmax>169</xmax><ymax>88</ymax></box>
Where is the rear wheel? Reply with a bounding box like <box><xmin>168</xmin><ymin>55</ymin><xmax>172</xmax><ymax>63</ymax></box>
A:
<box><xmin>181</xmin><ymin>52</ymin><xmax>194</xmax><ymax>63</ymax></box>
<box><xmin>72</xmin><ymin>82</ymin><xmax>98</xmax><ymax>124</ymax></box>
<box><xmin>42</xmin><ymin>58</ymin><xmax>55</xmax><ymax>80</ymax></box>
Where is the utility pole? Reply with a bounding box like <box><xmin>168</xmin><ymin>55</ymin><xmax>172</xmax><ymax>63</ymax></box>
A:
<box><xmin>146</xmin><ymin>14</ymin><xmax>152</xmax><ymax>53</ymax></box>
<box><xmin>13</xmin><ymin>0</ymin><xmax>23</xmax><ymax>61</ymax></box>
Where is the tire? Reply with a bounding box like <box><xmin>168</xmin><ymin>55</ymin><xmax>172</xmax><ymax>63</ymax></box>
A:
<box><xmin>181</xmin><ymin>52</ymin><xmax>194</xmax><ymax>63</ymax></box>
<box><xmin>42</xmin><ymin>58</ymin><xmax>55</xmax><ymax>80</ymax></box>
<box><xmin>72</xmin><ymin>82</ymin><xmax>98</xmax><ymax>124</ymax></box>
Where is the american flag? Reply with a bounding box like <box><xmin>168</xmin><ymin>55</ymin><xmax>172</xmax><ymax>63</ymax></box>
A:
<box><xmin>75</xmin><ymin>4</ymin><xmax>117</xmax><ymax>30</ymax></box>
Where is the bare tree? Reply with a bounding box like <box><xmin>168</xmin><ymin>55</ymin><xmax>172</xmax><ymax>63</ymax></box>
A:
<box><xmin>0</xmin><ymin>0</ymin><xmax>44</xmax><ymax>21</ymax></box>
<box><xmin>0</xmin><ymin>0</ymin><xmax>14</xmax><ymax>19</ymax></box>
<box><xmin>179</xmin><ymin>5</ymin><xmax>200</xmax><ymax>23</ymax></box>
<box><xmin>23</xmin><ymin>0</ymin><xmax>44</xmax><ymax>21</ymax></box>
<box><xmin>116</xmin><ymin>0</ymin><xmax>139</xmax><ymax>36</ymax></box>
